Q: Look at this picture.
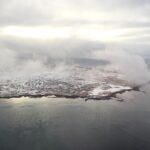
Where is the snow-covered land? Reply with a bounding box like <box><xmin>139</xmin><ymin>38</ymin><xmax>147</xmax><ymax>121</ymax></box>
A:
<box><xmin>0</xmin><ymin>66</ymin><xmax>134</xmax><ymax>99</ymax></box>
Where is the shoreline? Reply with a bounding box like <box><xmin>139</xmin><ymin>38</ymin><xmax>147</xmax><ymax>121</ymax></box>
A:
<box><xmin>0</xmin><ymin>86</ymin><xmax>140</xmax><ymax>100</ymax></box>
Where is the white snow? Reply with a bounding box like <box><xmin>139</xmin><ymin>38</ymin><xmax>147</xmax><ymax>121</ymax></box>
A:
<box><xmin>90</xmin><ymin>84</ymin><xmax>132</xmax><ymax>96</ymax></box>
<box><xmin>0</xmin><ymin>66</ymin><xmax>133</xmax><ymax>99</ymax></box>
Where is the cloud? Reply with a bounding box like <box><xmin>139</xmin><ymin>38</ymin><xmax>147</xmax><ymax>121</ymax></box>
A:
<box><xmin>0</xmin><ymin>0</ymin><xmax>149</xmax><ymax>48</ymax></box>
<box><xmin>0</xmin><ymin>36</ymin><xmax>105</xmax><ymax>79</ymax></box>
<box><xmin>93</xmin><ymin>47</ymin><xmax>150</xmax><ymax>85</ymax></box>
<box><xmin>0</xmin><ymin>0</ymin><xmax>150</xmax><ymax>80</ymax></box>
<box><xmin>0</xmin><ymin>49</ymin><xmax>17</xmax><ymax>75</ymax></box>
<box><xmin>0</xmin><ymin>48</ymin><xmax>47</xmax><ymax>78</ymax></box>
<box><xmin>0</xmin><ymin>35</ymin><xmax>105</xmax><ymax>59</ymax></box>
<box><xmin>0</xmin><ymin>0</ymin><xmax>149</xmax><ymax>27</ymax></box>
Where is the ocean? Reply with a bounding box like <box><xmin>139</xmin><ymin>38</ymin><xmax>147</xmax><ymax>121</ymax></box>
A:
<box><xmin>0</xmin><ymin>85</ymin><xmax>150</xmax><ymax>150</ymax></box>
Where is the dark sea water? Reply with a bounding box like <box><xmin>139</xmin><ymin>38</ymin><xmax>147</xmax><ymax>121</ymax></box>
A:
<box><xmin>0</xmin><ymin>85</ymin><xmax>150</xmax><ymax>150</ymax></box>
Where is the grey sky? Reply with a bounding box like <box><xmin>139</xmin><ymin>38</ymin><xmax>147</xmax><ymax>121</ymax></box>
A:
<box><xmin>0</xmin><ymin>0</ymin><xmax>150</xmax><ymax>62</ymax></box>
<box><xmin>0</xmin><ymin>0</ymin><xmax>149</xmax><ymax>25</ymax></box>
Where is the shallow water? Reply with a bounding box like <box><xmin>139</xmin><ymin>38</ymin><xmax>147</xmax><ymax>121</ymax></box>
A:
<box><xmin>0</xmin><ymin>86</ymin><xmax>150</xmax><ymax>150</ymax></box>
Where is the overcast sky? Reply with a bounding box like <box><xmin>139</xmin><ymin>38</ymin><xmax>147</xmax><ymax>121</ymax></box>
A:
<box><xmin>0</xmin><ymin>0</ymin><xmax>150</xmax><ymax>62</ymax></box>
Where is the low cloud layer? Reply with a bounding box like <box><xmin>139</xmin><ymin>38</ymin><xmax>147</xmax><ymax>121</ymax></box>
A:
<box><xmin>0</xmin><ymin>0</ymin><xmax>150</xmax><ymax>84</ymax></box>
<box><xmin>1</xmin><ymin>43</ymin><xmax>150</xmax><ymax>87</ymax></box>
<box><xmin>93</xmin><ymin>47</ymin><xmax>150</xmax><ymax>85</ymax></box>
